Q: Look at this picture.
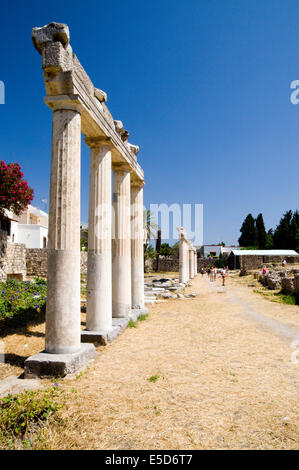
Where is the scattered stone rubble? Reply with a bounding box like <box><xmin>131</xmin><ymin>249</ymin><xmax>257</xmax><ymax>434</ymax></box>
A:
<box><xmin>258</xmin><ymin>268</ymin><xmax>299</xmax><ymax>295</ymax></box>
<box><xmin>144</xmin><ymin>277</ymin><xmax>197</xmax><ymax>303</ymax></box>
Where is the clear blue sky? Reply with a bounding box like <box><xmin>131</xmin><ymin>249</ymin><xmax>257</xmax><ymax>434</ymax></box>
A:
<box><xmin>0</xmin><ymin>0</ymin><xmax>299</xmax><ymax>245</ymax></box>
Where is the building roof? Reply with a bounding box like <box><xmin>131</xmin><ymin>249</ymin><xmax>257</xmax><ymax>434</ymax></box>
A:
<box><xmin>231</xmin><ymin>249</ymin><xmax>299</xmax><ymax>256</ymax></box>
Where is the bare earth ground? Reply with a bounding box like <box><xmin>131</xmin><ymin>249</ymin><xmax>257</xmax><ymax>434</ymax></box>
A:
<box><xmin>0</xmin><ymin>273</ymin><xmax>298</xmax><ymax>449</ymax></box>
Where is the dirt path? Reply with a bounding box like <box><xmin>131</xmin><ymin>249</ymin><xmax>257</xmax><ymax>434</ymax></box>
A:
<box><xmin>0</xmin><ymin>274</ymin><xmax>298</xmax><ymax>449</ymax></box>
<box><xmin>41</xmin><ymin>274</ymin><xmax>298</xmax><ymax>450</ymax></box>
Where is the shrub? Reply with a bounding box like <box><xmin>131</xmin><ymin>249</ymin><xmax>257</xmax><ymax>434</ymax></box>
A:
<box><xmin>0</xmin><ymin>388</ymin><xmax>64</xmax><ymax>441</ymax></box>
<box><xmin>0</xmin><ymin>279</ymin><xmax>47</xmax><ymax>329</ymax></box>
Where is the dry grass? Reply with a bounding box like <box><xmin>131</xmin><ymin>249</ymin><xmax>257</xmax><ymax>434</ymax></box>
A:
<box><xmin>0</xmin><ymin>274</ymin><xmax>298</xmax><ymax>449</ymax></box>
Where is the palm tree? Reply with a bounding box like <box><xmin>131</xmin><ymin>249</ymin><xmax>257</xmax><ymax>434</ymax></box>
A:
<box><xmin>143</xmin><ymin>210</ymin><xmax>159</xmax><ymax>244</ymax></box>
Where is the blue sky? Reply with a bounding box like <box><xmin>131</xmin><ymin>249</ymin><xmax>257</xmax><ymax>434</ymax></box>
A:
<box><xmin>0</xmin><ymin>0</ymin><xmax>299</xmax><ymax>245</ymax></box>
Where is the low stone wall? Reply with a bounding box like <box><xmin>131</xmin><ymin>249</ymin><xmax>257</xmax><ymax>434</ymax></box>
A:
<box><xmin>4</xmin><ymin>243</ymin><xmax>27</xmax><ymax>281</ymax></box>
<box><xmin>26</xmin><ymin>249</ymin><xmax>48</xmax><ymax>277</ymax></box>
<box><xmin>0</xmin><ymin>229</ymin><xmax>8</xmax><ymax>281</ymax></box>
<box><xmin>240</xmin><ymin>255</ymin><xmax>264</xmax><ymax>271</ymax></box>
<box><xmin>145</xmin><ymin>257</ymin><xmax>218</xmax><ymax>272</ymax></box>
<box><xmin>146</xmin><ymin>258</ymin><xmax>179</xmax><ymax>272</ymax></box>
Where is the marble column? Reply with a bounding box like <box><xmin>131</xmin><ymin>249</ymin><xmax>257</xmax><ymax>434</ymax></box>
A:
<box><xmin>112</xmin><ymin>165</ymin><xmax>131</xmax><ymax>317</ymax></box>
<box><xmin>46</xmin><ymin>103</ymin><xmax>82</xmax><ymax>354</ymax></box>
<box><xmin>85</xmin><ymin>138</ymin><xmax>112</xmax><ymax>332</ymax></box>
<box><xmin>178</xmin><ymin>228</ymin><xmax>189</xmax><ymax>283</ymax></box>
<box><xmin>189</xmin><ymin>248</ymin><xmax>194</xmax><ymax>279</ymax></box>
<box><xmin>131</xmin><ymin>181</ymin><xmax>145</xmax><ymax>309</ymax></box>
<box><xmin>194</xmin><ymin>250</ymin><xmax>198</xmax><ymax>275</ymax></box>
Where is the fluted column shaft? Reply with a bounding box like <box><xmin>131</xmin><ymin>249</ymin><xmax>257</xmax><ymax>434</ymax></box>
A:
<box><xmin>86</xmin><ymin>139</ymin><xmax>112</xmax><ymax>332</ymax></box>
<box><xmin>46</xmin><ymin>107</ymin><xmax>81</xmax><ymax>354</ymax></box>
<box><xmin>112</xmin><ymin>166</ymin><xmax>131</xmax><ymax>317</ymax></box>
<box><xmin>188</xmin><ymin>247</ymin><xmax>194</xmax><ymax>279</ymax></box>
<box><xmin>179</xmin><ymin>229</ymin><xmax>189</xmax><ymax>283</ymax></box>
<box><xmin>131</xmin><ymin>183</ymin><xmax>144</xmax><ymax>309</ymax></box>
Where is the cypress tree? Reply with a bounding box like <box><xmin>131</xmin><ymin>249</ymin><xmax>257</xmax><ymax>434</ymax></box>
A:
<box><xmin>238</xmin><ymin>214</ymin><xmax>257</xmax><ymax>247</ymax></box>
<box><xmin>256</xmin><ymin>213</ymin><xmax>267</xmax><ymax>249</ymax></box>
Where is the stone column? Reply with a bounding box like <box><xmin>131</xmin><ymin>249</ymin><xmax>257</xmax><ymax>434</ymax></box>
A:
<box><xmin>45</xmin><ymin>101</ymin><xmax>82</xmax><ymax>354</ymax></box>
<box><xmin>112</xmin><ymin>165</ymin><xmax>131</xmax><ymax>317</ymax></box>
<box><xmin>178</xmin><ymin>228</ymin><xmax>189</xmax><ymax>283</ymax></box>
<box><xmin>131</xmin><ymin>181</ymin><xmax>145</xmax><ymax>310</ymax></box>
<box><xmin>189</xmin><ymin>248</ymin><xmax>194</xmax><ymax>279</ymax></box>
<box><xmin>85</xmin><ymin>138</ymin><xmax>112</xmax><ymax>332</ymax></box>
<box><xmin>194</xmin><ymin>250</ymin><xmax>198</xmax><ymax>275</ymax></box>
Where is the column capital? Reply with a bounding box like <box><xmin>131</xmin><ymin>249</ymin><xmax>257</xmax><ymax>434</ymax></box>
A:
<box><xmin>84</xmin><ymin>135</ymin><xmax>113</xmax><ymax>149</ymax></box>
<box><xmin>131</xmin><ymin>179</ymin><xmax>145</xmax><ymax>189</ymax></box>
<box><xmin>44</xmin><ymin>94</ymin><xmax>83</xmax><ymax>113</ymax></box>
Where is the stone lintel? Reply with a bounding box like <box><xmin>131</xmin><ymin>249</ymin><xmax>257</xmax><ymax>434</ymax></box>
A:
<box><xmin>84</xmin><ymin>135</ymin><xmax>113</xmax><ymax>149</ymax></box>
<box><xmin>24</xmin><ymin>344</ymin><xmax>96</xmax><ymax>379</ymax></box>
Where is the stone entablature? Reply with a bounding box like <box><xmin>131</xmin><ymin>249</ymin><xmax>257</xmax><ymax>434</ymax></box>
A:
<box><xmin>31</xmin><ymin>22</ymin><xmax>144</xmax><ymax>184</ymax></box>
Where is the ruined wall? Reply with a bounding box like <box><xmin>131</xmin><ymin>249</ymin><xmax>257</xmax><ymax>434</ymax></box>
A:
<box><xmin>0</xmin><ymin>229</ymin><xmax>8</xmax><ymax>281</ymax></box>
<box><xmin>145</xmin><ymin>256</ymin><xmax>218</xmax><ymax>272</ymax></box>
<box><xmin>4</xmin><ymin>243</ymin><xmax>27</xmax><ymax>281</ymax></box>
<box><xmin>26</xmin><ymin>249</ymin><xmax>48</xmax><ymax>277</ymax></box>
<box><xmin>240</xmin><ymin>255</ymin><xmax>264</xmax><ymax>271</ymax></box>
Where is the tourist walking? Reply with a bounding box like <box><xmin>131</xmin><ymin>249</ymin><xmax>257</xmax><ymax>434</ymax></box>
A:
<box><xmin>221</xmin><ymin>268</ymin><xmax>226</xmax><ymax>286</ymax></box>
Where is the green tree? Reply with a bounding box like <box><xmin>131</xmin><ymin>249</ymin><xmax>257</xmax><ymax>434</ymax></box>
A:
<box><xmin>273</xmin><ymin>210</ymin><xmax>293</xmax><ymax>249</ymax></box>
<box><xmin>160</xmin><ymin>243</ymin><xmax>172</xmax><ymax>257</ymax></box>
<box><xmin>144</xmin><ymin>210</ymin><xmax>159</xmax><ymax>244</ymax></box>
<box><xmin>256</xmin><ymin>213</ymin><xmax>266</xmax><ymax>249</ymax></box>
<box><xmin>238</xmin><ymin>214</ymin><xmax>257</xmax><ymax>247</ymax></box>
<box><xmin>144</xmin><ymin>243</ymin><xmax>157</xmax><ymax>261</ymax></box>
<box><xmin>265</xmin><ymin>228</ymin><xmax>274</xmax><ymax>249</ymax></box>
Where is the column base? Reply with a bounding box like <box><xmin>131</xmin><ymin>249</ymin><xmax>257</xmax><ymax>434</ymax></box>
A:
<box><xmin>81</xmin><ymin>318</ymin><xmax>129</xmax><ymax>346</ymax></box>
<box><xmin>130</xmin><ymin>307</ymin><xmax>149</xmax><ymax>322</ymax></box>
<box><xmin>24</xmin><ymin>344</ymin><xmax>96</xmax><ymax>379</ymax></box>
<box><xmin>80</xmin><ymin>309</ymin><xmax>148</xmax><ymax>345</ymax></box>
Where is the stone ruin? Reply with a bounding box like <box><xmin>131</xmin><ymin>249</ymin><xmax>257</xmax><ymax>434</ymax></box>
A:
<box><xmin>258</xmin><ymin>268</ymin><xmax>299</xmax><ymax>296</ymax></box>
<box><xmin>142</xmin><ymin>228</ymin><xmax>198</xmax><ymax>302</ymax></box>
<box><xmin>25</xmin><ymin>22</ymin><xmax>147</xmax><ymax>378</ymax></box>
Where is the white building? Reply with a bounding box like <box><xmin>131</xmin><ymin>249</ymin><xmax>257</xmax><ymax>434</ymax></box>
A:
<box><xmin>195</xmin><ymin>244</ymin><xmax>241</xmax><ymax>258</ymax></box>
<box><xmin>6</xmin><ymin>205</ymin><xmax>48</xmax><ymax>248</ymax></box>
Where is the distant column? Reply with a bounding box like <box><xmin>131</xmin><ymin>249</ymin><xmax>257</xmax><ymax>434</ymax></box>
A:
<box><xmin>178</xmin><ymin>228</ymin><xmax>189</xmax><ymax>283</ymax></box>
<box><xmin>112</xmin><ymin>165</ymin><xmax>131</xmax><ymax>317</ymax></box>
<box><xmin>189</xmin><ymin>248</ymin><xmax>194</xmax><ymax>279</ymax></box>
<box><xmin>131</xmin><ymin>181</ymin><xmax>145</xmax><ymax>309</ymax></box>
<box><xmin>85</xmin><ymin>138</ymin><xmax>112</xmax><ymax>332</ymax></box>
<box><xmin>194</xmin><ymin>249</ymin><xmax>198</xmax><ymax>275</ymax></box>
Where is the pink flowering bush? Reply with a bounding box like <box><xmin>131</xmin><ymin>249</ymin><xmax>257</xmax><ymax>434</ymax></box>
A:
<box><xmin>0</xmin><ymin>160</ymin><xmax>34</xmax><ymax>217</ymax></box>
